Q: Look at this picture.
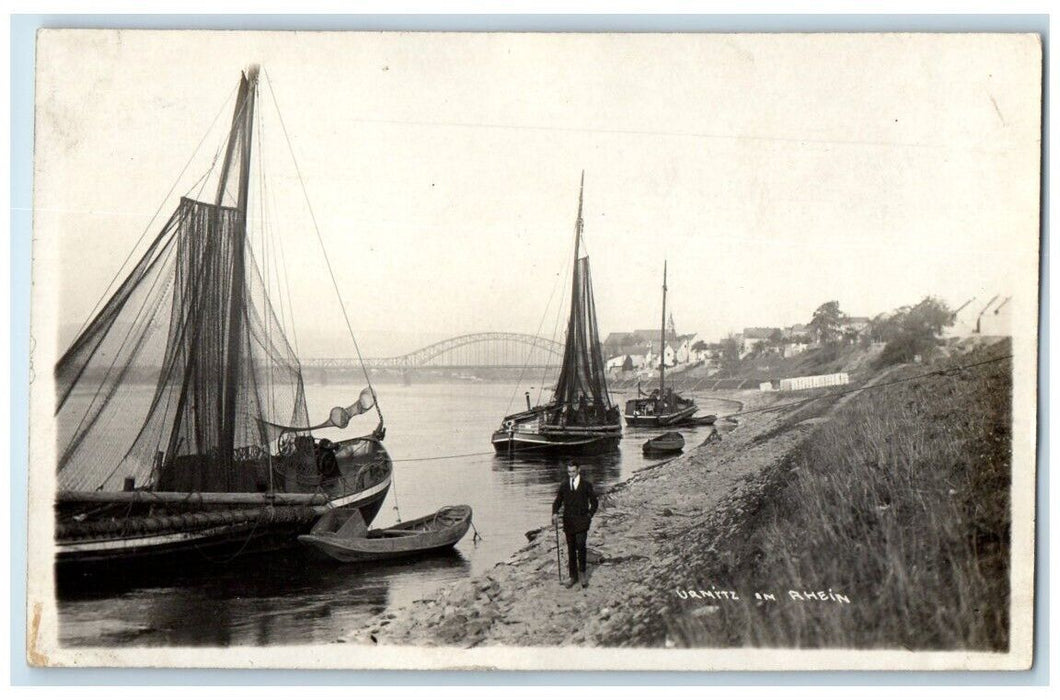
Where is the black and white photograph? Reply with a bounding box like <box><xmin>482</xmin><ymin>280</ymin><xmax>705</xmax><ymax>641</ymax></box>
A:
<box><xmin>26</xmin><ymin>29</ymin><xmax>1041</xmax><ymax>671</ymax></box>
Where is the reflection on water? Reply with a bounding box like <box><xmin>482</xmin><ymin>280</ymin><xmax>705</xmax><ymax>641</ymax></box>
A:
<box><xmin>491</xmin><ymin>449</ymin><xmax>624</xmax><ymax>488</ymax></box>
<box><xmin>57</xmin><ymin>382</ymin><xmax>735</xmax><ymax>647</ymax></box>
<box><xmin>58</xmin><ymin>548</ymin><xmax>472</xmax><ymax>647</ymax></box>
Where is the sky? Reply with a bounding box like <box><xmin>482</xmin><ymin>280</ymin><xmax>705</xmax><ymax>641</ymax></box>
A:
<box><xmin>34</xmin><ymin>31</ymin><xmax>1042</xmax><ymax>358</ymax></box>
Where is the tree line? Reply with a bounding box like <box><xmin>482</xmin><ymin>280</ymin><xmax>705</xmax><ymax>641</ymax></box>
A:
<box><xmin>712</xmin><ymin>296</ymin><xmax>955</xmax><ymax>377</ymax></box>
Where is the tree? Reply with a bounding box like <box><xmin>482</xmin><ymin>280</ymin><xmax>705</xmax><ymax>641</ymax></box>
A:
<box><xmin>691</xmin><ymin>339</ymin><xmax>708</xmax><ymax>354</ymax></box>
<box><xmin>720</xmin><ymin>334</ymin><xmax>742</xmax><ymax>377</ymax></box>
<box><xmin>869</xmin><ymin>309</ymin><xmax>907</xmax><ymax>344</ymax></box>
<box><xmin>877</xmin><ymin>297</ymin><xmax>954</xmax><ymax>366</ymax></box>
<box><xmin>905</xmin><ymin>297</ymin><xmax>954</xmax><ymax>338</ymax></box>
<box><xmin>808</xmin><ymin>301</ymin><xmax>846</xmax><ymax>345</ymax></box>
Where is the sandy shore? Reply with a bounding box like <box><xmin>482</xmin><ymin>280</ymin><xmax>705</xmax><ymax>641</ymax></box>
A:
<box><xmin>343</xmin><ymin>389</ymin><xmax>823</xmax><ymax>648</ymax></box>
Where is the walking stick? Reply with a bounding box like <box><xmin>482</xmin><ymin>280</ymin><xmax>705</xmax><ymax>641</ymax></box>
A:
<box><xmin>554</xmin><ymin>518</ymin><xmax>563</xmax><ymax>583</ymax></box>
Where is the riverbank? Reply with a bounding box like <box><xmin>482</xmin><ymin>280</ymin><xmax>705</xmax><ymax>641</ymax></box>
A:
<box><xmin>660</xmin><ymin>341</ymin><xmax>1013</xmax><ymax>650</ymax></box>
<box><xmin>343</xmin><ymin>386</ymin><xmax>836</xmax><ymax>647</ymax></box>
<box><xmin>342</xmin><ymin>340</ymin><xmax>1013</xmax><ymax>651</ymax></box>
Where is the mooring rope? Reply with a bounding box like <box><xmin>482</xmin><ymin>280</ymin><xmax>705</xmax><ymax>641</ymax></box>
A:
<box><xmin>376</xmin><ymin>353</ymin><xmax>1015</xmax><ymax>465</ymax></box>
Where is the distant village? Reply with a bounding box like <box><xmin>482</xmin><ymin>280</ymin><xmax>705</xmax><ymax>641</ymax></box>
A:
<box><xmin>603</xmin><ymin>296</ymin><xmax>1011</xmax><ymax>381</ymax></box>
<box><xmin>602</xmin><ymin>318</ymin><xmax>848</xmax><ymax>379</ymax></box>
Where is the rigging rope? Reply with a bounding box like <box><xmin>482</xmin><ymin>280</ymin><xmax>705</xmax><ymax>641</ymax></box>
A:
<box><xmin>77</xmin><ymin>82</ymin><xmax>239</xmax><ymax>340</ymax></box>
<box><xmin>255</xmin><ymin>112</ymin><xmax>301</xmax><ymax>360</ymax></box>
<box><xmin>377</xmin><ymin>353</ymin><xmax>1014</xmax><ymax>465</ymax></box>
<box><xmin>505</xmin><ymin>262</ymin><xmax>566</xmax><ymax>415</ymax></box>
<box><xmin>390</xmin><ymin>463</ymin><xmax>402</xmax><ymax>522</ymax></box>
<box><xmin>539</xmin><ymin>228</ymin><xmax>576</xmax><ymax>406</ymax></box>
<box><xmin>262</xmin><ymin>68</ymin><xmax>384</xmax><ymax>425</ymax></box>
<box><xmin>256</xmin><ymin>104</ymin><xmax>277</xmax><ymax>495</ymax></box>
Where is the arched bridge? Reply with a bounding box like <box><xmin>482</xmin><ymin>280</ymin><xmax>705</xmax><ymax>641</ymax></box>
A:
<box><xmin>302</xmin><ymin>332</ymin><xmax>565</xmax><ymax>370</ymax></box>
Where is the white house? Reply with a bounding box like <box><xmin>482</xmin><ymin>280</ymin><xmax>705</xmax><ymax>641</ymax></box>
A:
<box><xmin>741</xmin><ymin>328</ymin><xmax>778</xmax><ymax>357</ymax></box>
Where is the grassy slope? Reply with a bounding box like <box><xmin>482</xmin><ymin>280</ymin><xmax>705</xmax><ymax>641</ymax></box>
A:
<box><xmin>661</xmin><ymin>339</ymin><xmax>1012</xmax><ymax>649</ymax></box>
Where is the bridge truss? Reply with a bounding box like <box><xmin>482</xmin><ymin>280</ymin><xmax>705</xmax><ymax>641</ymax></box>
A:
<box><xmin>301</xmin><ymin>332</ymin><xmax>565</xmax><ymax>370</ymax></box>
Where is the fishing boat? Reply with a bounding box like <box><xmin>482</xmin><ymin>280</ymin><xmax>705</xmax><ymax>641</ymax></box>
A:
<box><xmin>642</xmin><ymin>431</ymin><xmax>685</xmax><ymax>455</ymax></box>
<box><xmin>53</xmin><ymin>67</ymin><xmax>392</xmax><ymax>571</ymax></box>
<box><xmin>624</xmin><ymin>262</ymin><xmax>699</xmax><ymax>427</ymax></box>
<box><xmin>298</xmin><ymin>506</ymin><xmax>473</xmax><ymax>563</ymax></box>
<box><xmin>491</xmin><ymin>175</ymin><xmax>622</xmax><ymax>456</ymax></box>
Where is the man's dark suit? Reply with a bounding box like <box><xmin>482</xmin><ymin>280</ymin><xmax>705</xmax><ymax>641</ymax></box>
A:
<box><xmin>552</xmin><ymin>476</ymin><xmax>598</xmax><ymax>581</ymax></box>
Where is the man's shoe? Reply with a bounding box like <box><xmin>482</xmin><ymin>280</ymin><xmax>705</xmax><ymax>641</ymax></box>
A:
<box><xmin>580</xmin><ymin>572</ymin><xmax>589</xmax><ymax>588</ymax></box>
<box><xmin>564</xmin><ymin>578</ymin><xmax>577</xmax><ymax>589</ymax></box>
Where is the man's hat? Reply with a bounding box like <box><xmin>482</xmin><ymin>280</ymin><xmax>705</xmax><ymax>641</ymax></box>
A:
<box><xmin>319</xmin><ymin>438</ymin><xmax>333</xmax><ymax>449</ymax></box>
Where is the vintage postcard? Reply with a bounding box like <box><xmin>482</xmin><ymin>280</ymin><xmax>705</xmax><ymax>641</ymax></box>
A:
<box><xmin>26</xmin><ymin>29</ymin><xmax>1041</xmax><ymax>671</ymax></box>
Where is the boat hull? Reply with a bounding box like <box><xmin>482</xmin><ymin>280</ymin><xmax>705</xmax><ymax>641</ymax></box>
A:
<box><xmin>624</xmin><ymin>404</ymin><xmax>699</xmax><ymax>427</ymax></box>
<box><xmin>299</xmin><ymin>505</ymin><xmax>473</xmax><ymax>563</ymax></box>
<box><xmin>55</xmin><ymin>436</ymin><xmax>392</xmax><ymax>573</ymax></box>
<box><xmin>55</xmin><ymin>479</ymin><xmax>390</xmax><ymax>571</ymax></box>
<box><xmin>642</xmin><ymin>431</ymin><xmax>685</xmax><ymax>455</ymax></box>
<box><xmin>491</xmin><ymin>428</ymin><xmax>621</xmax><ymax>456</ymax></box>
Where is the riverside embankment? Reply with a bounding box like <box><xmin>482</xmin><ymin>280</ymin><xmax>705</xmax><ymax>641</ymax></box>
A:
<box><xmin>343</xmin><ymin>385</ymin><xmax>842</xmax><ymax>648</ymax></box>
<box><xmin>344</xmin><ymin>341</ymin><xmax>1014</xmax><ymax>651</ymax></box>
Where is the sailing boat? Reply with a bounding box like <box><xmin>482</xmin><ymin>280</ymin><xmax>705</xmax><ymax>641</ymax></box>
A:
<box><xmin>623</xmin><ymin>262</ymin><xmax>699</xmax><ymax>427</ymax></box>
<box><xmin>491</xmin><ymin>174</ymin><xmax>622</xmax><ymax>456</ymax></box>
<box><xmin>53</xmin><ymin>67</ymin><xmax>392</xmax><ymax>570</ymax></box>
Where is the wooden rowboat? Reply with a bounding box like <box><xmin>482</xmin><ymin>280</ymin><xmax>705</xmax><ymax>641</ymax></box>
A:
<box><xmin>687</xmin><ymin>414</ymin><xmax>718</xmax><ymax>426</ymax></box>
<box><xmin>642</xmin><ymin>431</ymin><xmax>685</xmax><ymax>455</ymax></box>
<box><xmin>298</xmin><ymin>505</ymin><xmax>472</xmax><ymax>562</ymax></box>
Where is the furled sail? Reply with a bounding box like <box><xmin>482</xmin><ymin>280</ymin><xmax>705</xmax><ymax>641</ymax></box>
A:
<box><xmin>55</xmin><ymin>67</ymin><xmax>311</xmax><ymax>494</ymax></box>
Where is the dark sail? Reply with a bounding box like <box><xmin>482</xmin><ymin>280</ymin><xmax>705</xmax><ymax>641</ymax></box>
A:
<box><xmin>55</xmin><ymin>67</ymin><xmax>310</xmax><ymax>493</ymax></box>
<box><xmin>490</xmin><ymin>173</ymin><xmax>620</xmax><ymax>456</ymax></box>
<box><xmin>552</xmin><ymin>174</ymin><xmax>613</xmax><ymax>412</ymax></box>
<box><xmin>553</xmin><ymin>256</ymin><xmax>612</xmax><ymax>410</ymax></box>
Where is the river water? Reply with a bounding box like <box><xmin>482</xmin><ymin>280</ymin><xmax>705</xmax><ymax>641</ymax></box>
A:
<box><xmin>56</xmin><ymin>381</ymin><xmax>734</xmax><ymax>647</ymax></box>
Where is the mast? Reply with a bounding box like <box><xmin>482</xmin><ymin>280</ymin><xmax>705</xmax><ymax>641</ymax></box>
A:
<box><xmin>167</xmin><ymin>67</ymin><xmax>257</xmax><ymax>478</ymax></box>
<box><xmin>220</xmin><ymin>66</ymin><xmax>258</xmax><ymax>479</ymax></box>
<box><xmin>573</xmin><ymin>171</ymin><xmax>584</xmax><ymax>266</ymax></box>
<box><xmin>564</xmin><ymin>171</ymin><xmax>585</xmax><ymax>407</ymax></box>
<box><xmin>659</xmin><ymin>260</ymin><xmax>667</xmax><ymax>396</ymax></box>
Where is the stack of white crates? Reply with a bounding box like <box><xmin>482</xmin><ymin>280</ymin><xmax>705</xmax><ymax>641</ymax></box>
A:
<box><xmin>778</xmin><ymin>372</ymin><xmax>849</xmax><ymax>391</ymax></box>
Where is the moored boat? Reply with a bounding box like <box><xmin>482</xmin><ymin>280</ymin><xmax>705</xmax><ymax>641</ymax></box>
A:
<box><xmin>491</xmin><ymin>174</ymin><xmax>622</xmax><ymax>456</ymax></box>
<box><xmin>642</xmin><ymin>431</ymin><xmax>685</xmax><ymax>455</ymax></box>
<box><xmin>53</xmin><ymin>67</ymin><xmax>392</xmax><ymax>572</ymax></box>
<box><xmin>298</xmin><ymin>505</ymin><xmax>473</xmax><ymax>562</ymax></box>
<box><xmin>624</xmin><ymin>262</ymin><xmax>700</xmax><ymax>427</ymax></box>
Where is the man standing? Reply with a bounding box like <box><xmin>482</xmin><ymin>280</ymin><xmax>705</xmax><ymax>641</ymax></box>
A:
<box><xmin>552</xmin><ymin>461</ymin><xmax>598</xmax><ymax>588</ymax></box>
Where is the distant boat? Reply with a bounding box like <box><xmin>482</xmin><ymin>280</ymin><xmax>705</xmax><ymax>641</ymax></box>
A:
<box><xmin>54</xmin><ymin>67</ymin><xmax>392</xmax><ymax>571</ymax></box>
<box><xmin>491</xmin><ymin>174</ymin><xmax>622</xmax><ymax>456</ymax></box>
<box><xmin>642</xmin><ymin>431</ymin><xmax>685</xmax><ymax>455</ymax></box>
<box><xmin>299</xmin><ymin>505</ymin><xmax>473</xmax><ymax>562</ymax></box>
<box><xmin>624</xmin><ymin>262</ymin><xmax>699</xmax><ymax>427</ymax></box>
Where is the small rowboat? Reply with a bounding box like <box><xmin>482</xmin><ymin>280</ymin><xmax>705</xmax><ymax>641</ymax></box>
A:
<box><xmin>299</xmin><ymin>505</ymin><xmax>472</xmax><ymax>563</ymax></box>
<box><xmin>642</xmin><ymin>431</ymin><xmax>685</xmax><ymax>455</ymax></box>
<box><xmin>686</xmin><ymin>414</ymin><xmax>718</xmax><ymax>426</ymax></box>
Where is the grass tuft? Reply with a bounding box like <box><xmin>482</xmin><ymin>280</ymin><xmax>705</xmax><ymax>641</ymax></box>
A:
<box><xmin>663</xmin><ymin>340</ymin><xmax>1012</xmax><ymax>650</ymax></box>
